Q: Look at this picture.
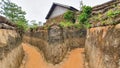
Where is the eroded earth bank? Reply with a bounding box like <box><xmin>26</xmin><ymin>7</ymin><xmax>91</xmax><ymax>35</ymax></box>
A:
<box><xmin>1</xmin><ymin>23</ymin><xmax>120</xmax><ymax>68</ymax></box>
<box><xmin>0</xmin><ymin>28</ymin><xmax>24</xmax><ymax>68</ymax></box>
<box><xmin>22</xmin><ymin>25</ymin><xmax>86</xmax><ymax>68</ymax></box>
<box><xmin>1</xmin><ymin>1</ymin><xmax>120</xmax><ymax>68</ymax></box>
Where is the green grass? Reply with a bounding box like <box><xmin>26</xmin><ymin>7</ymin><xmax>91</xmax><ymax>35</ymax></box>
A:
<box><xmin>106</xmin><ymin>9</ymin><xmax>120</xmax><ymax>18</ymax></box>
<box><xmin>59</xmin><ymin>22</ymin><xmax>74</xmax><ymax>28</ymax></box>
<box><xmin>59</xmin><ymin>21</ymin><xmax>83</xmax><ymax>29</ymax></box>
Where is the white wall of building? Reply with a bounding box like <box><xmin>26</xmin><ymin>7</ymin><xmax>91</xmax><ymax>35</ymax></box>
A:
<box><xmin>49</xmin><ymin>6</ymin><xmax>68</xmax><ymax>19</ymax></box>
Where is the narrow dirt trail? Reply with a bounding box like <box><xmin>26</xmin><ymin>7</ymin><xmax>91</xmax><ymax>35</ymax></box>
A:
<box><xmin>21</xmin><ymin>43</ymin><xmax>84</xmax><ymax>68</ymax></box>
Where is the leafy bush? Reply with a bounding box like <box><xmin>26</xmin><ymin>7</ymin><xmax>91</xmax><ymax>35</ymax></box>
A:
<box><xmin>16</xmin><ymin>20</ymin><xmax>28</xmax><ymax>31</ymax></box>
<box><xmin>107</xmin><ymin>9</ymin><xmax>115</xmax><ymax>18</ymax></box>
<box><xmin>78</xmin><ymin>6</ymin><xmax>92</xmax><ymax>23</ymax></box>
<box><xmin>82</xmin><ymin>6</ymin><xmax>92</xmax><ymax>15</ymax></box>
<box><xmin>61</xmin><ymin>5</ymin><xmax>92</xmax><ymax>29</ymax></box>
<box><xmin>63</xmin><ymin>10</ymin><xmax>75</xmax><ymax>22</ymax></box>
<box><xmin>78</xmin><ymin>12</ymin><xmax>89</xmax><ymax>23</ymax></box>
<box><xmin>78</xmin><ymin>5</ymin><xmax>92</xmax><ymax>28</ymax></box>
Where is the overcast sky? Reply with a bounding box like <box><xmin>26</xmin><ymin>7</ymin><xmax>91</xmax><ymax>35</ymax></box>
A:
<box><xmin>4</xmin><ymin>0</ymin><xmax>111</xmax><ymax>24</ymax></box>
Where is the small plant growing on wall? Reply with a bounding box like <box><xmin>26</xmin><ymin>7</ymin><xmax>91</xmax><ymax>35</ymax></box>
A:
<box><xmin>63</xmin><ymin>10</ymin><xmax>75</xmax><ymax>23</ymax></box>
<box><xmin>59</xmin><ymin>21</ymin><xmax>74</xmax><ymax>28</ymax></box>
<box><xmin>106</xmin><ymin>9</ymin><xmax>120</xmax><ymax>18</ymax></box>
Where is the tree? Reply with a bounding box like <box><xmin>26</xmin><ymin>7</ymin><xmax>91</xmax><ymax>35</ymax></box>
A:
<box><xmin>0</xmin><ymin>0</ymin><xmax>28</xmax><ymax>30</ymax></box>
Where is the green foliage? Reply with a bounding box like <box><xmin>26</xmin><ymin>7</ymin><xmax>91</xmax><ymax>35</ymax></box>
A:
<box><xmin>106</xmin><ymin>9</ymin><xmax>120</xmax><ymax>18</ymax></box>
<box><xmin>90</xmin><ymin>8</ymin><xmax>120</xmax><ymax>26</ymax></box>
<box><xmin>78</xmin><ymin>6</ymin><xmax>92</xmax><ymax>24</ymax></box>
<box><xmin>83</xmin><ymin>21</ymin><xmax>91</xmax><ymax>28</ymax></box>
<box><xmin>59</xmin><ymin>21</ymin><xmax>74</xmax><ymax>28</ymax></box>
<box><xmin>16</xmin><ymin>20</ymin><xmax>28</xmax><ymax>31</ymax></box>
<box><xmin>43</xmin><ymin>25</ymin><xmax>50</xmax><ymax>30</ymax></box>
<box><xmin>61</xmin><ymin>5</ymin><xmax>92</xmax><ymax>29</ymax></box>
<box><xmin>78</xmin><ymin>12</ymin><xmax>89</xmax><ymax>23</ymax></box>
<box><xmin>101</xmin><ymin>9</ymin><xmax>120</xmax><ymax>25</ymax></box>
<box><xmin>82</xmin><ymin>6</ymin><xmax>92</xmax><ymax>15</ymax></box>
<box><xmin>78</xmin><ymin>5</ymin><xmax>92</xmax><ymax>28</ymax></box>
<box><xmin>59</xmin><ymin>21</ymin><xmax>83</xmax><ymax>29</ymax></box>
<box><xmin>63</xmin><ymin>10</ymin><xmax>75</xmax><ymax>22</ymax></box>
<box><xmin>0</xmin><ymin>0</ymin><xmax>28</xmax><ymax>31</ymax></box>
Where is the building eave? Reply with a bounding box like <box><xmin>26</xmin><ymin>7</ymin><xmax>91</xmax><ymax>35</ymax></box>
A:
<box><xmin>45</xmin><ymin>3</ymin><xmax>78</xmax><ymax>19</ymax></box>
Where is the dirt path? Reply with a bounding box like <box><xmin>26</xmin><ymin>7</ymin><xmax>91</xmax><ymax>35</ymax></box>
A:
<box><xmin>21</xmin><ymin>43</ymin><xmax>84</xmax><ymax>68</ymax></box>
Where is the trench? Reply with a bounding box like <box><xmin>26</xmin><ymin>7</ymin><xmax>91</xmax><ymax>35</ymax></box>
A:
<box><xmin>20</xmin><ymin>43</ymin><xmax>84</xmax><ymax>68</ymax></box>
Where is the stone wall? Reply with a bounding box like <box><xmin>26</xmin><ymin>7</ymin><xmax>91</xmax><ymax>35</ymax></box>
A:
<box><xmin>85</xmin><ymin>23</ymin><xmax>120</xmax><ymax>68</ymax></box>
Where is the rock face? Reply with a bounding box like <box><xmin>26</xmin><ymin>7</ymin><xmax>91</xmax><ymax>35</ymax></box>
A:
<box><xmin>48</xmin><ymin>25</ymin><xmax>63</xmax><ymax>44</ymax></box>
<box><xmin>0</xmin><ymin>16</ymin><xmax>16</xmax><ymax>29</ymax></box>
<box><xmin>24</xmin><ymin>24</ymin><xmax>86</xmax><ymax>64</ymax></box>
<box><xmin>0</xmin><ymin>29</ymin><xmax>24</xmax><ymax>68</ymax></box>
<box><xmin>0</xmin><ymin>23</ymin><xmax>15</xmax><ymax>29</ymax></box>
<box><xmin>85</xmin><ymin>24</ymin><xmax>120</xmax><ymax>68</ymax></box>
<box><xmin>46</xmin><ymin>25</ymin><xmax>67</xmax><ymax>64</ymax></box>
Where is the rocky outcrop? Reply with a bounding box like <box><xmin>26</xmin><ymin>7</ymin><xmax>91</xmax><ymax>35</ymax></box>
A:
<box><xmin>0</xmin><ymin>23</ymin><xmax>15</xmax><ymax>29</ymax></box>
<box><xmin>24</xmin><ymin>25</ymin><xmax>86</xmax><ymax>64</ymax></box>
<box><xmin>0</xmin><ymin>29</ymin><xmax>24</xmax><ymax>68</ymax></box>
<box><xmin>0</xmin><ymin>45</ymin><xmax>23</xmax><ymax>68</ymax></box>
<box><xmin>85</xmin><ymin>23</ymin><xmax>120</xmax><ymax>68</ymax></box>
<box><xmin>92</xmin><ymin>0</ymin><xmax>120</xmax><ymax>15</ymax></box>
<box><xmin>0</xmin><ymin>16</ymin><xmax>16</xmax><ymax>29</ymax></box>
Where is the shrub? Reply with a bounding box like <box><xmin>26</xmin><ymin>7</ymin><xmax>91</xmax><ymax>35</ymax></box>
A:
<box><xmin>16</xmin><ymin>20</ymin><xmax>28</xmax><ymax>31</ymax></box>
<box><xmin>82</xmin><ymin>6</ymin><xmax>92</xmax><ymax>15</ymax></box>
<box><xmin>107</xmin><ymin>9</ymin><xmax>115</xmax><ymax>18</ymax></box>
<box><xmin>78</xmin><ymin>5</ymin><xmax>92</xmax><ymax>28</ymax></box>
<box><xmin>78</xmin><ymin>6</ymin><xmax>92</xmax><ymax>23</ymax></box>
<box><xmin>78</xmin><ymin>12</ymin><xmax>89</xmax><ymax>23</ymax></box>
<box><xmin>63</xmin><ymin>10</ymin><xmax>75</xmax><ymax>23</ymax></box>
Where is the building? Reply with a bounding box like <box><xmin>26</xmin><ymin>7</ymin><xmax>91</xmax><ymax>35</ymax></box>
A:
<box><xmin>45</xmin><ymin>3</ymin><xmax>78</xmax><ymax>25</ymax></box>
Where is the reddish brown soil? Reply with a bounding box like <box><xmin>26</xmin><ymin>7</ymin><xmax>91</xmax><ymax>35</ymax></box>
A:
<box><xmin>21</xmin><ymin>43</ymin><xmax>84</xmax><ymax>68</ymax></box>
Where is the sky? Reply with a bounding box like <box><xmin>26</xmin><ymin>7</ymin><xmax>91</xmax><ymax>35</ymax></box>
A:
<box><xmin>2</xmin><ymin>0</ymin><xmax>110</xmax><ymax>24</ymax></box>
